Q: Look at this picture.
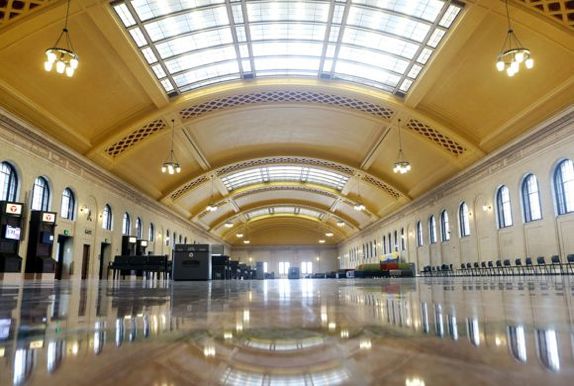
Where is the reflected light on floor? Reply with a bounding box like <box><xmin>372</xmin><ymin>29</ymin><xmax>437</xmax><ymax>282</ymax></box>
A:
<box><xmin>406</xmin><ymin>377</ymin><xmax>426</xmax><ymax>386</ymax></box>
<box><xmin>359</xmin><ymin>338</ymin><xmax>372</xmax><ymax>350</ymax></box>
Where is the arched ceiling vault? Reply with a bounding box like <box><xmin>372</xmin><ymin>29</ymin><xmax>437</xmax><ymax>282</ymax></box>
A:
<box><xmin>0</xmin><ymin>0</ymin><xmax>573</xmax><ymax>246</ymax></box>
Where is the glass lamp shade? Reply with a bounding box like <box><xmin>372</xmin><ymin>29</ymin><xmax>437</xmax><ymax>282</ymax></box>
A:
<box><xmin>393</xmin><ymin>161</ymin><xmax>412</xmax><ymax>174</ymax></box>
<box><xmin>353</xmin><ymin>202</ymin><xmax>366</xmax><ymax>211</ymax></box>
<box><xmin>336</xmin><ymin>221</ymin><xmax>345</xmax><ymax>227</ymax></box>
<box><xmin>44</xmin><ymin>48</ymin><xmax>79</xmax><ymax>77</ymax></box>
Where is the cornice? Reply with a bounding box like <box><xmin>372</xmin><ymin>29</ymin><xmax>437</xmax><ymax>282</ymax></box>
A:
<box><xmin>342</xmin><ymin>105</ymin><xmax>574</xmax><ymax>245</ymax></box>
<box><xmin>0</xmin><ymin>108</ymin><xmax>226</xmax><ymax>245</ymax></box>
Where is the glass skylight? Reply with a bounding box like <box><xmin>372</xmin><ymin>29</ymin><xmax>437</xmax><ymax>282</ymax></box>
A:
<box><xmin>113</xmin><ymin>0</ymin><xmax>463</xmax><ymax>96</ymax></box>
<box><xmin>244</xmin><ymin>206</ymin><xmax>323</xmax><ymax>220</ymax></box>
<box><xmin>220</xmin><ymin>165</ymin><xmax>349</xmax><ymax>191</ymax></box>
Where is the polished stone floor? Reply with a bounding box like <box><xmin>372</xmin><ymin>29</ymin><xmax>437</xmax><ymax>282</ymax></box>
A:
<box><xmin>1</xmin><ymin>277</ymin><xmax>574</xmax><ymax>385</ymax></box>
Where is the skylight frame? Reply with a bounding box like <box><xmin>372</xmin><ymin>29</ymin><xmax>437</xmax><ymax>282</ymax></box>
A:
<box><xmin>113</xmin><ymin>0</ymin><xmax>464</xmax><ymax>97</ymax></box>
<box><xmin>244</xmin><ymin>206</ymin><xmax>323</xmax><ymax>220</ymax></box>
<box><xmin>220</xmin><ymin>165</ymin><xmax>349</xmax><ymax>191</ymax></box>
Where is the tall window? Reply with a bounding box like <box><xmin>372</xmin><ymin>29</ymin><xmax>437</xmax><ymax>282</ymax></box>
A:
<box><xmin>554</xmin><ymin>159</ymin><xmax>574</xmax><ymax>215</ymax></box>
<box><xmin>522</xmin><ymin>174</ymin><xmax>542</xmax><ymax>222</ymax></box>
<box><xmin>278</xmin><ymin>261</ymin><xmax>290</xmax><ymax>275</ymax></box>
<box><xmin>401</xmin><ymin>228</ymin><xmax>405</xmax><ymax>251</ymax></box>
<box><xmin>459</xmin><ymin>202</ymin><xmax>471</xmax><ymax>237</ymax></box>
<box><xmin>496</xmin><ymin>186</ymin><xmax>513</xmax><ymax>228</ymax></box>
<box><xmin>263</xmin><ymin>262</ymin><xmax>268</xmax><ymax>273</ymax></box>
<box><xmin>102</xmin><ymin>204</ymin><xmax>112</xmax><ymax>230</ymax></box>
<box><xmin>60</xmin><ymin>188</ymin><xmax>75</xmax><ymax>220</ymax></box>
<box><xmin>416</xmin><ymin>221</ymin><xmax>423</xmax><ymax>247</ymax></box>
<box><xmin>184</xmin><ymin>236</ymin><xmax>188</xmax><ymax>244</ymax></box>
<box><xmin>387</xmin><ymin>232</ymin><xmax>392</xmax><ymax>252</ymax></box>
<box><xmin>166</xmin><ymin>230</ymin><xmax>170</xmax><ymax>246</ymax></box>
<box><xmin>179</xmin><ymin>234</ymin><xmax>182</xmax><ymax>244</ymax></box>
<box><xmin>172</xmin><ymin>232</ymin><xmax>177</xmax><ymax>247</ymax></box>
<box><xmin>394</xmin><ymin>230</ymin><xmax>398</xmax><ymax>251</ymax></box>
<box><xmin>440</xmin><ymin>210</ymin><xmax>450</xmax><ymax>241</ymax></box>
<box><xmin>31</xmin><ymin>176</ymin><xmax>50</xmax><ymax>211</ymax></box>
<box><xmin>383</xmin><ymin>235</ymin><xmax>387</xmax><ymax>254</ymax></box>
<box><xmin>135</xmin><ymin>217</ymin><xmax>142</xmax><ymax>238</ymax></box>
<box><xmin>122</xmin><ymin>212</ymin><xmax>131</xmax><ymax>235</ymax></box>
<box><xmin>0</xmin><ymin>162</ymin><xmax>18</xmax><ymax>202</ymax></box>
<box><xmin>301</xmin><ymin>261</ymin><xmax>313</xmax><ymax>274</ymax></box>
<box><xmin>148</xmin><ymin>223</ymin><xmax>155</xmax><ymax>242</ymax></box>
<box><xmin>429</xmin><ymin>215</ymin><xmax>437</xmax><ymax>244</ymax></box>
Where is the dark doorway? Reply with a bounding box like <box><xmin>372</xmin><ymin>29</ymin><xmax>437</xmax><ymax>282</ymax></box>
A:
<box><xmin>99</xmin><ymin>242</ymin><xmax>110</xmax><ymax>280</ymax></box>
<box><xmin>81</xmin><ymin>244</ymin><xmax>90</xmax><ymax>280</ymax></box>
<box><xmin>56</xmin><ymin>235</ymin><xmax>72</xmax><ymax>280</ymax></box>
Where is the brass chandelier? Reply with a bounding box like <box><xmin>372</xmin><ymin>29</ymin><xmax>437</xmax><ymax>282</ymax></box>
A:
<box><xmin>44</xmin><ymin>0</ymin><xmax>79</xmax><ymax>77</ymax></box>
<box><xmin>161</xmin><ymin>120</ymin><xmax>181</xmax><ymax>174</ymax></box>
<box><xmin>496</xmin><ymin>0</ymin><xmax>533</xmax><ymax>77</ymax></box>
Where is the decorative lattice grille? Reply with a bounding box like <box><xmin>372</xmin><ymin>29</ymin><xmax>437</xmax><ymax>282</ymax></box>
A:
<box><xmin>406</xmin><ymin>119</ymin><xmax>466</xmax><ymax>156</ymax></box>
<box><xmin>170</xmin><ymin>175</ymin><xmax>209</xmax><ymax>201</ymax></box>
<box><xmin>105</xmin><ymin>120</ymin><xmax>166</xmax><ymax>157</ymax></box>
<box><xmin>361</xmin><ymin>175</ymin><xmax>402</xmax><ymax>200</ymax></box>
<box><xmin>517</xmin><ymin>0</ymin><xmax>574</xmax><ymax>30</ymax></box>
<box><xmin>179</xmin><ymin>90</ymin><xmax>395</xmax><ymax>121</ymax></box>
<box><xmin>216</xmin><ymin>157</ymin><xmax>355</xmax><ymax>177</ymax></box>
<box><xmin>0</xmin><ymin>0</ymin><xmax>52</xmax><ymax>25</ymax></box>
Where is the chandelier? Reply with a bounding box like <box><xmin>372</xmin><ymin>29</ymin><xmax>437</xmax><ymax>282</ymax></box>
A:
<box><xmin>44</xmin><ymin>0</ymin><xmax>79</xmax><ymax>77</ymax></box>
<box><xmin>205</xmin><ymin>176</ymin><xmax>218</xmax><ymax>212</ymax></box>
<box><xmin>161</xmin><ymin>120</ymin><xmax>181</xmax><ymax>174</ymax></box>
<box><xmin>336</xmin><ymin>221</ymin><xmax>345</xmax><ymax>227</ymax></box>
<box><xmin>496</xmin><ymin>0</ymin><xmax>533</xmax><ymax>77</ymax></box>
<box><xmin>393</xmin><ymin>119</ymin><xmax>411</xmax><ymax>174</ymax></box>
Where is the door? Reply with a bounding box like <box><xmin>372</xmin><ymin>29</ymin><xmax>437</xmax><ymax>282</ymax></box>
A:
<box><xmin>56</xmin><ymin>235</ymin><xmax>66</xmax><ymax>280</ymax></box>
<box><xmin>81</xmin><ymin>244</ymin><xmax>90</xmax><ymax>280</ymax></box>
<box><xmin>99</xmin><ymin>243</ymin><xmax>110</xmax><ymax>280</ymax></box>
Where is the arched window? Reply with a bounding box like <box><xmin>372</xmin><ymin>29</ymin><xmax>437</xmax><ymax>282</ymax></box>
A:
<box><xmin>135</xmin><ymin>217</ymin><xmax>142</xmax><ymax>239</ymax></box>
<box><xmin>122</xmin><ymin>212</ymin><xmax>131</xmax><ymax>236</ymax></box>
<box><xmin>178</xmin><ymin>234</ymin><xmax>182</xmax><ymax>244</ymax></box>
<box><xmin>440</xmin><ymin>210</ymin><xmax>450</xmax><ymax>241</ymax></box>
<box><xmin>387</xmin><ymin>232</ymin><xmax>392</xmax><ymax>252</ymax></box>
<box><xmin>496</xmin><ymin>186</ymin><xmax>513</xmax><ymax>228</ymax></box>
<box><xmin>459</xmin><ymin>202</ymin><xmax>470</xmax><ymax>237</ymax></box>
<box><xmin>400</xmin><ymin>228</ymin><xmax>405</xmax><ymax>251</ymax></box>
<box><xmin>102</xmin><ymin>204</ymin><xmax>112</xmax><ymax>230</ymax></box>
<box><xmin>148</xmin><ymin>223</ymin><xmax>155</xmax><ymax>242</ymax></box>
<box><xmin>173</xmin><ymin>232</ymin><xmax>177</xmax><ymax>248</ymax></box>
<box><xmin>522</xmin><ymin>174</ymin><xmax>542</xmax><ymax>222</ymax></box>
<box><xmin>416</xmin><ymin>221</ymin><xmax>423</xmax><ymax>247</ymax></box>
<box><xmin>184</xmin><ymin>236</ymin><xmax>188</xmax><ymax>244</ymax></box>
<box><xmin>554</xmin><ymin>159</ymin><xmax>574</xmax><ymax>215</ymax></box>
<box><xmin>60</xmin><ymin>188</ymin><xmax>75</xmax><ymax>220</ymax></box>
<box><xmin>0</xmin><ymin>161</ymin><xmax>18</xmax><ymax>202</ymax></box>
<box><xmin>166</xmin><ymin>230</ymin><xmax>170</xmax><ymax>246</ymax></box>
<box><xmin>429</xmin><ymin>215</ymin><xmax>437</xmax><ymax>244</ymax></box>
<box><xmin>393</xmin><ymin>230</ymin><xmax>398</xmax><ymax>251</ymax></box>
<box><xmin>31</xmin><ymin>177</ymin><xmax>50</xmax><ymax>211</ymax></box>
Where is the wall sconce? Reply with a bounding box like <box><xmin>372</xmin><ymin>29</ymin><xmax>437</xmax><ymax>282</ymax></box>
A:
<box><xmin>482</xmin><ymin>204</ymin><xmax>492</xmax><ymax>212</ymax></box>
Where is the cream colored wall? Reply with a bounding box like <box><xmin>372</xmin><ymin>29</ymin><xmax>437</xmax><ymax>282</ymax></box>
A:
<box><xmin>339</xmin><ymin>107</ymin><xmax>574</xmax><ymax>272</ymax></box>
<box><xmin>231</xmin><ymin>245</ymin><xmax>339</xmax><ymax>276</ymax></box>
<box><xmin>0</xmin><ymin>111</ymin><xmax>226</xmax><ymax>278</ymax></box>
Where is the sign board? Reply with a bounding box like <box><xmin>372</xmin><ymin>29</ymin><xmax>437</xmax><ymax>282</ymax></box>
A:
<box><xmin>140</xmin><ymin>240</ymin><xmax>148</xmax><ymax>247</ymax></box>
<box><xmin>5</xmin><ymin>225</ymin><xmax>21</xmax><ymax>240</ymax></box>
<box><xmin>129</xmin><ymin>236</ymin><xmax>137</xmax><ymax>243</ymax></box>
<box><xmin>42</xmin><ymin>212</ymin><xmax>56</xmax><ymax>223</ymax></box>
<box><xmin>5</xmin><ymin>203</ymin><xmax>22</xmax><ymax>216</ymax></box>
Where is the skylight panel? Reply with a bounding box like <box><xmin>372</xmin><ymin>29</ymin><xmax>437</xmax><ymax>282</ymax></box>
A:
<box><xmin>114</xmin><ymin>0</ymin><xmax>464</xmax><ymax>96</ymax></box>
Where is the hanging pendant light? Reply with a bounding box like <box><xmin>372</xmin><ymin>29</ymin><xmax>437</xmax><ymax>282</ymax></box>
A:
<box><xmin>205</xmin><ymin>176</ymin><xmax>218</xmax><ymax>212</ymax></box>
<box><xmin>44</xmin><ymin>0</ymin><xmax>79</xmax><ymax>77</ymax></box>
<box><xmin>496</xmin><ymin>0</ymin><xmax>533</xmax><ymax>77</ymax></box>
<box><xmin>393</xmin><ymin>119</ymin><xmax>412</xmax><ymax>174</ymax></box>
<box><xmin>353</xmin><ymin>175</ymin><xmax>366</xmax><ymax>211</ymax></box>
<box><xmin>161</xmin><ymin>120</ymin><xmax>181</xmax><ymax>175</ymax></box>
<box><xmin>243</xmin><ymin>221</ymin><xmax>250</xmax><ymax>244</ymax></box>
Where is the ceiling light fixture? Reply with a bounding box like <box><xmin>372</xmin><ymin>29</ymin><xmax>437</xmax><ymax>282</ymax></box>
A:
<box><xmin>224</xmin><ymin>222</ymin><xmax>234</xmax><ymax>228</ymax></box>
<box><xmin>318</xmin><ymin>239</ymin><xmax>326</xmax><ymax>244</ymax></box>
<box><xmin>325</xmin><ymin>232</ymin><xmax>334</xmax><ymax>237</ymax></box>
<box><xmin>161</xmin><ymin>119</ymin><xmax>181</xmax><ymax>175</ymax></box>
<box><xmin>496</xmin><ymin>0</ymin><xmax>533</xmax><ymax>77</ymax></box>
<box><xmin>393</xmin><ymin>119</ymin><xmax>411</xmax><ymax>174</ymax></box>
<box><xmin>44</xmin><ymin>0</ymin><xmax>79</xmax><ymax>77</ymax></box>
<box><xmin>236</xmin><ymin>233</ymin><xmax>244</xmax><ymax>238</ymax></box>
<box><xmin>353</xmin><ymin>175</ymin><xmax>366</xmax><ymax>211</ymax></box>
<box><xmin>336</xmin><ymin>221</ymin><xmax>345</xmax><ymax>227</ymax></box>
<box><xmin>205</xmin><ymin>176</ymin><xmax>218</xmax><ymax>212</ymax></box>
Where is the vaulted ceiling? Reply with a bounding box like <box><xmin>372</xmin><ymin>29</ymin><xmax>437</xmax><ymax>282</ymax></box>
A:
<box><xmin>0</xmin><ymin>0</ymin><xmax>572</xmax><ymax>246</ymax></box>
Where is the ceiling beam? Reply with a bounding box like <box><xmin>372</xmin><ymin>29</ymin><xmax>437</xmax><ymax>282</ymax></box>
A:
<box><xmin>82</xmin><ymin>0</ymin><xmax>169</xmax><ymax>109</ymax></box>
<box><xmin>181</xmin><ymin>125</ymin><xmax>211</xmax><ymax>170</ymax></box>
<box><xmin>360</xmin><ymin>122</ymin><xmax>392</xmax><ymax>171</ymax></box>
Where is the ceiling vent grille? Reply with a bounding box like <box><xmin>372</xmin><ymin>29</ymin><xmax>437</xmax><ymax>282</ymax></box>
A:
<box><xmin>406</xmin><ymin>119</ymin><xmax>466</xmax><ymax>156</ymax></box>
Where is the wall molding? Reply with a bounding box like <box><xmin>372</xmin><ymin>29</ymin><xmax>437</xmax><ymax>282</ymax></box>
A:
<box><xmin>342</xmin><ymin>105</ymin><xmax>574</xmax><ymax>245</ymax></box>
<box><xmin>0</xmin><ymin>108</ymin><xmax>226</xmax><ymax>245</ymax></box>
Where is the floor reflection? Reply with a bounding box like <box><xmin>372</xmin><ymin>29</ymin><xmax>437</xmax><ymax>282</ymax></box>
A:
<box><xmin>0</xmin><ymin>277</ymin><xmax>573</xmax><ymax>385</ymax></box>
